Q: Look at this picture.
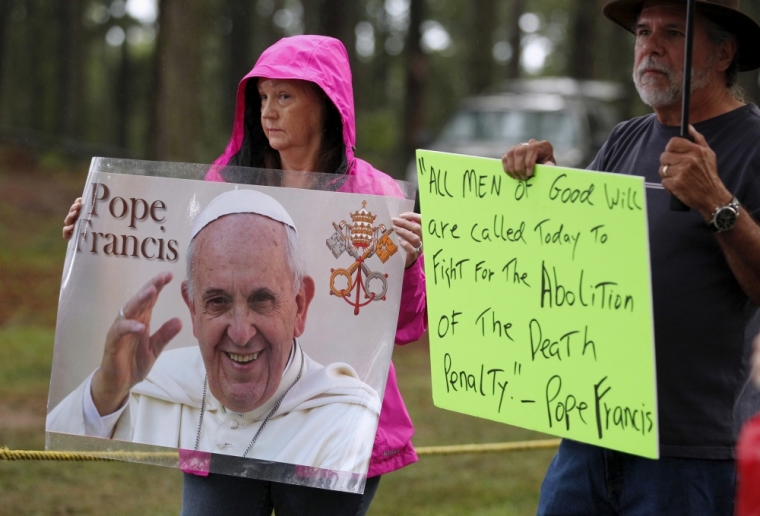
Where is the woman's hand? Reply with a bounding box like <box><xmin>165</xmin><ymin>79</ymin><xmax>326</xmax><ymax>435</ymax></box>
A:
<box><xmin>90</xmin><ymin>272</ymin><xmax>182</xmax><ymax>416</ymax></box>
<box><xmin>393</xmin><ymin>212</ymin><xmax>423</xmax><ymax>268</ymax></box>
<box><xmin>63</xmin><ymin>197</ymin><xmax>83</xmax><ymax>240</ymax></box>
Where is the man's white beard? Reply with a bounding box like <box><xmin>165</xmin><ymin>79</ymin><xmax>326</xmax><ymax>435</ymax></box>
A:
<box><xmin>633</xmin><ymin>55</ymin><xmax>713</xmax><ymax>108</ymax></box>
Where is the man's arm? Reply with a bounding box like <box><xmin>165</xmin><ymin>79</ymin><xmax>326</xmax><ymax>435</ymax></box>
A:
<box><xmin>660</xmin><ymin>125</ymin><xmax>760</xmax><ymax>305</ymax></box>
<box><xmin>712</xmin><ymin>212</ymin><xmax>760</xmax><ymax>305</ymax></box>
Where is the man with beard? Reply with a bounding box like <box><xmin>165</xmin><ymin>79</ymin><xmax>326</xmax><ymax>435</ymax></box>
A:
<box><xmin>502</xmin><ymin>1</ymin><xmax>760</xmax><ymax>514</ymax></box>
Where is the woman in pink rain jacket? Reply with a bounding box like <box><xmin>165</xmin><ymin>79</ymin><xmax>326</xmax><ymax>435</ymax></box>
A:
<box><xmin>63</xmin><ymin>34</ymin><xmax>427</xmax><ymax>515</ymax></box>
<box><xmin>193</xmin><ymin>36</ymin><xmax>426</xmax><ymax>515</ymax></box>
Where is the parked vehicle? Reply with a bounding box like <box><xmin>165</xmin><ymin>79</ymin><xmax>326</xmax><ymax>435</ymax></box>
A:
<box><xmin>409</xmin><ymin>77</ymin><xmax>626</xmax><ymax>184</ymax></box>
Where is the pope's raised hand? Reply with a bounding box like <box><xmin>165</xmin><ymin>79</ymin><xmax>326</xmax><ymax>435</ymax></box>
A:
<box><xmin>91</xmin><ymin>272</ymin><xmax>182</xmax><ymax>416</ymax></box>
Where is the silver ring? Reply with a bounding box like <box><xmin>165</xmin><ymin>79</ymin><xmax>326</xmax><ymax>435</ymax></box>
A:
<box><xmin>662</xmin><ymin>165</ymin><xmax>669</xmax><ymax>178</ymax></box>
<box><xmin>414</xmin><ymin>243</ymin><xmax>423</xmax><ymax>253</ymax></box>
<box><xmin>118</xmin><ymin>308</ymin><xmax>126</xmax><ymax>320</ymax></box>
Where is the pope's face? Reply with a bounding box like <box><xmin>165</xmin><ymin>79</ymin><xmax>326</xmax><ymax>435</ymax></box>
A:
<box><xmin>182</xmin><ymin>214</ymin><xmax>314</xmax><ymax>413</ymax></box>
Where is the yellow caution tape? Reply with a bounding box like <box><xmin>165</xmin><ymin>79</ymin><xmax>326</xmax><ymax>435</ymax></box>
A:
<box><xmin>0</xmin><ymin>446</ymin><xmax>178</xmax><ymax>462</ymax></box>
<box><xmin>1</xmin><ymin>440</ymin><xmax>560</xmax><ymax>462</ymax></box>
<box><xmin>415</xmin><ymin>439</ymin><xmax>560</xmax><ymax>456</ymax></box>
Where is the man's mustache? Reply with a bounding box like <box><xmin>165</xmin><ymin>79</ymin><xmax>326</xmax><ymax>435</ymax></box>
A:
<box><xmin>635</xmin><ymin>57</ymin><xmax>677</xmax><ymax>83</ymax></box>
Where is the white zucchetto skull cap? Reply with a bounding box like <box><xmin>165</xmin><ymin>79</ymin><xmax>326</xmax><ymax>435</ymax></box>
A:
<box><xmin>190</xmin><ymin>189</ymin><xmax>297</xmax><ymax>241</ymax></box>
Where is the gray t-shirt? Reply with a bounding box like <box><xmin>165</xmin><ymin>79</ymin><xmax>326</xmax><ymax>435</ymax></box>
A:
<box><xmin>588</xmin><ymin>104</ymin><xmax>760</xmax><ymax>459</ymax></box>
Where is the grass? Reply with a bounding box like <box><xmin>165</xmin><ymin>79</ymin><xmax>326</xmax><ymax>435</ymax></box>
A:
<box><xmin>372</xmin><ymin>338</ymin><xmax>555</xmax><ymax>516</ymax></box>
<box><xmin>0</xmin><ymin>147</ymin><xmax>553</xmax><ymax>515</ymax></box>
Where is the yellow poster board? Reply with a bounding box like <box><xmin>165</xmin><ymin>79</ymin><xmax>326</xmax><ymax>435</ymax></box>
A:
<box><xmin>417</xmin><ymin>150</ymin><xmax>658</xmax><ymax>459</ymax></box>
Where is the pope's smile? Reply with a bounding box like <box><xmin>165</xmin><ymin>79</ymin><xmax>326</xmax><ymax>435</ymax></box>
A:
<box><xmin>225</xmin><ymin>351</ymin><xmax>261</xmax><ymax>364</ymax></box>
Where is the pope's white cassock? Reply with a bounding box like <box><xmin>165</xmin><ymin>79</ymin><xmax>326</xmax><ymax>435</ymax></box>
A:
<box><xmin>46</xmin><ymin>340</ymin><xmax>382</xmax><ymax>474</ymax></box>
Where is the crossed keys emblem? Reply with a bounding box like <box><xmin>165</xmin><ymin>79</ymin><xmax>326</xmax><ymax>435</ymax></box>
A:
<box><xmin>326</xmin><ymin>201</ymin><xmax>399</xmax><ymax>315</ymax></box>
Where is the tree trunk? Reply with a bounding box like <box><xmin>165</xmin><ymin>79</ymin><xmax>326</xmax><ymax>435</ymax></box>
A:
<box><xmin>57</xmin><ymin>0</ymin><xmax>85</xmax><ymax>138</ymax></box>
<box><xmin>507</xmin><ymin>0</ymin><xmax>526</xmax><ymax>79</ymax></box>
<box><xmin>147</xmin><ymin>0</ymin><xmax>164</xmax><ymax>159</ymax></box>
<box><xmin>597</xmin><ymin>7</ymin><xmax>638</xmax><ymax>119</ymax></box>
<box><xmin>149</xmin><ymin>0</ymin><xmax>217</xmax><ymax>162</ymax></box>
<box><xmin>466</xmin><ymin>0</ymin><xmax>498</xmax><ymax>94</ymax></box>
<box><xmin>318</xmin><ymin>0</ymin><xmax>356</xmax><ymax>66</ymax></box>
<box><xmin>402</xmin><ymin>0</ymin><xmax>426</xmax><ymax>175</ymax></box>
<box><xmin>569</xmin><ymin>0</ymin><xmax>598</xmax><ymax>79</ymax></box>
<box><xmin>738</xmin><ymin>2</ymin><xmax>760</xmax><ymax>104</ymax></box>
<box><xmin>0</xmin><ymin>0</ymin><xmax>12</xmax><ymax>122</ymax></box>
<box><xmin>225</xmin><ymin>0</ymin><xmax>252</xmax><ymax>128</ymax></box>
<box><xmin>28</xmin><ymin>0</ymin><xmax>49</xmax><ymax>131</ymax></box>
<box><xmin>251</xmin><ymin>0</ymin><xmax>278</xmax><ymax>58</ymax></box>
<box><xmin>115</xmin><ymin>40</ymin><xmax>131</xmax><ymax>149</ymax></box>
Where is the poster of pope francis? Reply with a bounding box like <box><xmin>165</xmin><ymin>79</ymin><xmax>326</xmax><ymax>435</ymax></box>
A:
<box><xmin>45</xmin><ymin>158</ymin><xmax>417</xmax><ymax>494</ymax></box>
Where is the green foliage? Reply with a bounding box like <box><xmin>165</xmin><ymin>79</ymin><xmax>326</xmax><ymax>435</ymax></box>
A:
<box><xmin>0</xmin><ymin>326</ymin><xmax>54</xmax><ymax>394</ymax></box>
<box><xmin>37</xmin><ymin>151</ymin><xmax>67</xmax><ymax>171</ymax></box>
<box><xmin>372</xmin><ymin>451</ymin><xmax>554</xmax><ymax>515</ymax></box>
<box><xmin>356</xmin><ymin>109</ymin><xmax>400</xmax><ymax>174</ymax></box>
<box><xmin>371</xmin><ymin>338</ymin><xmax>553</xmax><ymax>515</ymax></box>
<box><xmin>0</xmin><ymin>458</ymin><xmax>183</xmax><ymax>516</ymax></box>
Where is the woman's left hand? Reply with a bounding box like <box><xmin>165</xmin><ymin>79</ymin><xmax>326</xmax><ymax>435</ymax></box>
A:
<box><xmin>393</xmin><ymin>212</ymin><xmax>423</xmax><ymax>268</ymax></box>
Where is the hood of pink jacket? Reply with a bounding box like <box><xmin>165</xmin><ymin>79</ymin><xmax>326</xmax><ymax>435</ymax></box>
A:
<box><xmin>212</xmin><ymin>35</ymin><xmax>356</xmax><ymax>171</ymax></box>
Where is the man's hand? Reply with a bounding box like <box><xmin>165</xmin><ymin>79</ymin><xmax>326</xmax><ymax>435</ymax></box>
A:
<box><xmin>393</xmin><ymin>212</ymin><xmax>423</xmax><ymax>268</ymax></box>
<box><xmin>501</xmin><ymin>139</ymin><xmax>557</xmax><ymax>180</ymax></box>
<box><xmin>63</xmin><ymin>197</ymin><xmax>82</xmax><ymax>240</ymax></box>
<box><xmin>659</xmin><ymin>125</ymin><xmax>760</xmax><ymax>306</ymax></box>
<box><xmin>659</xmin><ymin>125</ymin><xmax>733</xmax><ymax>219</ymax></box>
<box><xmin>91</xmin><ymin>272</ymin><xmax>182</xmax><ymax>416</ymax></box>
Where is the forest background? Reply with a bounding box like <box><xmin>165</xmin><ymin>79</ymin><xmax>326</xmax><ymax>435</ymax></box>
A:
<box><xmin>2</xmin><ymin>0</ymin><xmax>760</xmax><ymax>514</ymax></box>
<box><xmin>5</xmin><ymin>0</ymin><xmax>760</xmax><ymax>175</ymax></box>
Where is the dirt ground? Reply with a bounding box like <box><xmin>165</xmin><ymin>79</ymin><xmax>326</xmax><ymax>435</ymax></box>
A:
<box><xmin>0</xmin><ymin>146</ymin><xmax>89</xmax><ymax>432</ymax></box>
<box><xmin>0</xmin><ymin>146</ymin><xmax>89</xmax><ymax>328</ymax></box>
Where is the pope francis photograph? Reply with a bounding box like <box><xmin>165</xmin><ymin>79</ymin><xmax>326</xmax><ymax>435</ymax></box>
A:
<box><xmin>46</xmin><ymin>189</ymin><xmax>382</xmax><ymax>474</ymax></box>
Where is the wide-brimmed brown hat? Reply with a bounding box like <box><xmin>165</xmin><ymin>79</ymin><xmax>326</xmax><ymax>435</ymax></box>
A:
<box><xmin>603</xmin><ymin>0</ymin><xmax>760</xmax><ymax>71</ymax></box>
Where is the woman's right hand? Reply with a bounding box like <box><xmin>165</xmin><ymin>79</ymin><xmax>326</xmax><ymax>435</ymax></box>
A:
<box><xmin>393</xmin><ymin>212</ymin><xmax>423</xmax><ymax>268</ymax></box>
<box><xmin>63</xmin><ymin>197</ymin><xmax>83</xmax><ymax>240</ymax></box>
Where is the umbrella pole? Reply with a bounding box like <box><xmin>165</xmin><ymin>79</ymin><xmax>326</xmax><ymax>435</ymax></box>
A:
<box><xmin>670</xmin><ymin>0</ymin><xmax>696</xmax><ymax>211</ymax></box>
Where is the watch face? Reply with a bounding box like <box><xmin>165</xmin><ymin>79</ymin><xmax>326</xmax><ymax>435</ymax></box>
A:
<box><xmin>715</xmin><ymin>206</ymin><xmax>738</xmax><ymax>231</ymax></box>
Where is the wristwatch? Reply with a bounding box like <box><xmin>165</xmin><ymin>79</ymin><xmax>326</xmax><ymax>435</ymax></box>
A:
<box><xmin>708</xmin><ymin>196</ymin><xmax>740</xmax><ymax>232</ymax></box>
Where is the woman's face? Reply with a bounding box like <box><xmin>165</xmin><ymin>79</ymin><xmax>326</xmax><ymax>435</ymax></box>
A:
<box><xmin>257</xmin><ymin>78</ymin><xmax>324</xmax><ymax>165</ymax></box>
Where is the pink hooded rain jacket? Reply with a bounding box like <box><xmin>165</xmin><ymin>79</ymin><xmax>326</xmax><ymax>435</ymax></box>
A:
<box><xmin>205</xmin><ymin>35</ymin><xmax>427</xmax><ymax>477</ymax></box>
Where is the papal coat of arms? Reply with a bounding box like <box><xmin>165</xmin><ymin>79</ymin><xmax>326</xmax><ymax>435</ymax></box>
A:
<box><xmin>326</xmin><ymin>201</ymin><xmax>399</xmax><ymax>315</ymax></box>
